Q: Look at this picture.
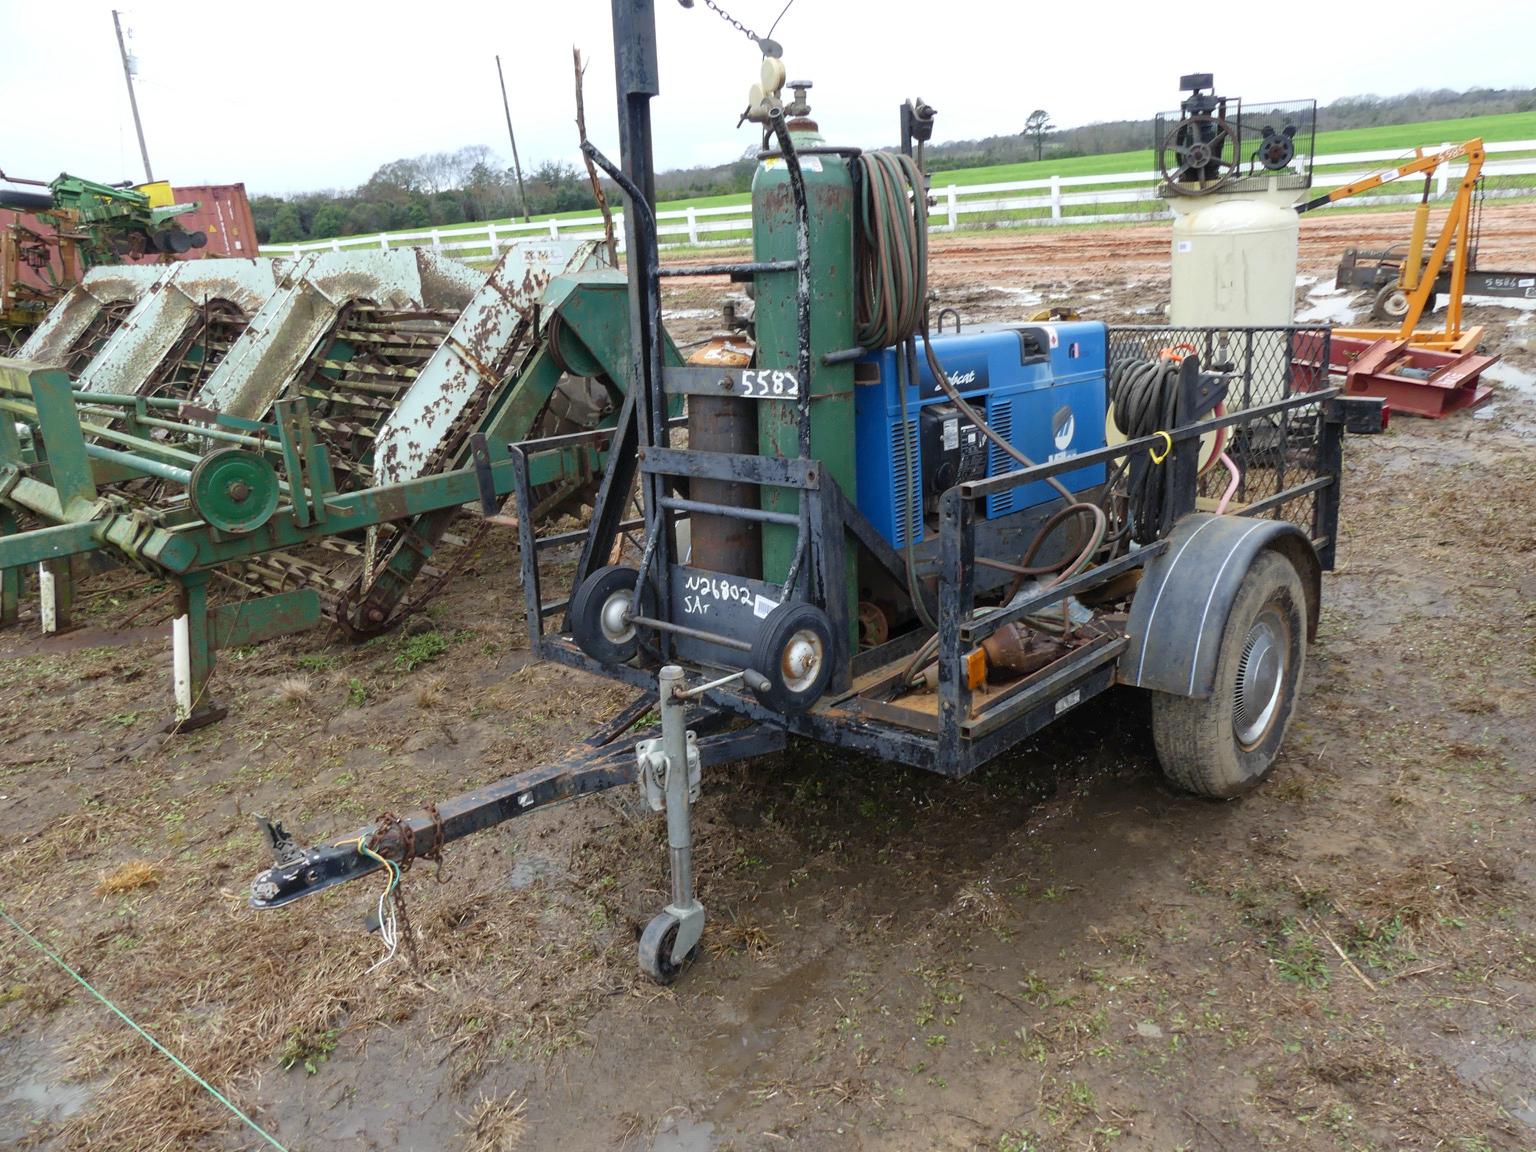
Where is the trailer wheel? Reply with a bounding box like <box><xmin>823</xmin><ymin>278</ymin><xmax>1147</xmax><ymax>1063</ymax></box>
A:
<box><xmin>1151</xmin><ymin>550</ymin><xmax>1307</xmax><ymax>799</ymax></box>
<box><xmin>570</xmin><ymin>565</ymin><xmax>646</xmax><ymax>664</ymax></box>
<box><xmin>749</xmin><ymin>602</ymin><xmax>833</xmax><ymax>715</ymax></box>
<box><xmin>639</xmin><ymin>910</ymin><xmax>697</xmax><ymax>985</ymax></box>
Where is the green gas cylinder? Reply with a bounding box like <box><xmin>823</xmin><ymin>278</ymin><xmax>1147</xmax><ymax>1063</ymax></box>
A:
<box><xmin>751</xmin><ymin>95</ymin><xmax>857</xmax><ymax>613</ymax></box>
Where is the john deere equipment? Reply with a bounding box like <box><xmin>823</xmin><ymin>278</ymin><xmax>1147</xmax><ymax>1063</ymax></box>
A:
<box><xmin>249</xmin><ymin>2</ymin><xmax>1383</xmax><ymax>988</ymax></box>
<box><xmin>0</xmin><ymin>238</ymin><xmax>679</xmax><ymax>725</ymax></box>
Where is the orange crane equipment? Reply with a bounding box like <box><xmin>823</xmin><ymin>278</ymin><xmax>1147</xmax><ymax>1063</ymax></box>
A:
<box><xmin>1297</xmin><ymin>139</ymin><xmax>1485</xmax><ymax>352</ymax></box>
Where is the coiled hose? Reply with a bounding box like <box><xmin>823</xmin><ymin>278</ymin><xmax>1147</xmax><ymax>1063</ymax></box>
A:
<box><xmin>1108</xmin><ymin>356</ymin><xmax>1182</xmax><ymax>543</ymax></box>
<box><xmin>851</xmin><ymin>150</ymin><xmax>1107</xmax><ymax>683</ymax></box>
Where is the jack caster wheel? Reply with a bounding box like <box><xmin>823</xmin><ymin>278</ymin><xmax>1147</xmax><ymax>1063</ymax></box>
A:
<box><xmin>570</xmin><ymin>565</ymin><xmax>647</xmax><ymax>664</ymax></box>
<box><xmin>749</xmin><ymin>601</ymin><xmax>833</xmax><ymax>715</ymax></box>
<box><xmin>1150</xmin><ymin>550</ymin><xmax>1307</xmax><ymax>799</ymax></box>
<box><xmin>638</xmin><ymin>910</ymin><xmax>697</xmax><ymax>986</ymax></box>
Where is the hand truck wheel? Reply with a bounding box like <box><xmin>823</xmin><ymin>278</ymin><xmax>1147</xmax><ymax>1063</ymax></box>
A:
<box><xmin>748</xmin><ymin>602</ymin><xmax>833</xmax><ymax>715</ymax></box>
<box><xmin>570</xmin><ymin>565</ymin><xmax>646</xmax><ymax>664</ymax></box>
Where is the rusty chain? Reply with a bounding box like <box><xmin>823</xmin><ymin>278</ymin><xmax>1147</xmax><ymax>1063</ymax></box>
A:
<box><xmin>368</xmin><ymin>806</ymin><xmax>445</xmax><ymax>972</ymax></box>
<box><xmin>700</xmin><ymin>0</ymin><xmax>759</xmax><ymax>43</ymax></box>
<box><xmin>697</xmin><ymin>0</ymin><xmax>788</xmax><ymax>56</ymax></box>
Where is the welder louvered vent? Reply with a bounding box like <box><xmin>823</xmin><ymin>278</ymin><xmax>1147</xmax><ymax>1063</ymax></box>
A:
<box><xmin>890</xmin><ymin>417</ymin><xmax>921</xmax><ymax>548</ymax></box>
<box><xmin>985</xmin><ymin>398</ymin><xmax>1015</xmax><ymax>519</ymax></box>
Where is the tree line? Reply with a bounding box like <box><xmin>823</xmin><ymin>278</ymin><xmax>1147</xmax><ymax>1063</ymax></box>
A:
<box><xmin>927</xmin><ymin>85</ymin><xmax>1536</xmax><ymax>173</ymax></box>
<box><xmin>252</xmin><ymin>146</ymin><xmax>599</xmax><ymax>244</ymax></box>
<box><xmin>252</xmin><ymin>86</ymin><xmax>1536</xmax><ymax>244</ymax></box>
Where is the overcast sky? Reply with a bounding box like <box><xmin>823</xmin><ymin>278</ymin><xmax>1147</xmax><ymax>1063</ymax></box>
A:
<box><xmin>3</xmin><ymin>0</ymin><xmax>1533</xmax><ymax>197</ymax></box>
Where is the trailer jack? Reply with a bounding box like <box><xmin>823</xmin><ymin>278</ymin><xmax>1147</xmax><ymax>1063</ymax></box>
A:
<box><xmin>249</xmin><ymin>668</ymin><xmax>784</xmax><ymax>984</ymax></box>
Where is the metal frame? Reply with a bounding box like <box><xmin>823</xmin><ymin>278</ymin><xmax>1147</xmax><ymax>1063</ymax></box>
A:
<box><xmin>511</xmin><ymin>323</ymin><xmax>1347</xmax><ymax>777</ymax></box>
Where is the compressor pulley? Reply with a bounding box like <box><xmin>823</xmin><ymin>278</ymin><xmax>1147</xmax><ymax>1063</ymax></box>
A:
<box><xmin>1160</xmin><ymin>114</ymin><xmax>1240</xmax><ymax>194</ymax></box>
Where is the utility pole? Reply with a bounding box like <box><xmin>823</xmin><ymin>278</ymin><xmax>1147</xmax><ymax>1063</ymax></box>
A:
<box><xmin>112</xmin><ymin>10</ymin><xmax>154</xmax><ymax>183</ymax></box>
<box><xmin>495</xmin><ymin>55</ymin><xmax>531</xmax><ymax>222</ymax></box>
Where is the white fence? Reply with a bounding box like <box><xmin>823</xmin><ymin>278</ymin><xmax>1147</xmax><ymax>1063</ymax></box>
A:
<box><xmin>260</xmin><ymin>139</ymin><xmax>1536</xmax><ymax>261</ymax></box>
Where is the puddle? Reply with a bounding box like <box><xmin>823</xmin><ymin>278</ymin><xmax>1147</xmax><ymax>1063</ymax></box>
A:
<box><xmin>1454</xmin><ymin>1038</ymin><xmax>1536</xmax><ymax>1131</ymax></box>
<box><xmin>1294</xmin><ymin>287</ymin><xmax>1363</xmax><ymax>325</ymax></box>
<box><xmin>506</xmin><ymin>853</ymin><xmax>563</xmax><ymax>890</ymax></box>
<box><xmin>1466</xmin><ymin>293</ymin><xmax>1536</xmax><ymax>313</ymax></box>
<box><xmin>992</xmin><ymin>286</ymin><xmax>1044</xmax><ymax>307</ymax></box>
<box><xmin>653</xmin><ymin>1114</ymin><xmax>716</xmax><ymax>1152</ymax></box>
<box><xmin>0</xmin><ymin>1052</ymin><xmax>96</xmax><ymax>1145</ymax></box>
<box><xmin>662</xmin><ymin>308</ymin><xmax>717</xmax><ymax>321</ymax></box>
<box><xmin>1483</xmin><ymin>362</ymin><xmax>1536</xmax><ymax>396</ymax></box>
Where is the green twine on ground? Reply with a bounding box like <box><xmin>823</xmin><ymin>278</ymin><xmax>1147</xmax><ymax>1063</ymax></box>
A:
<box><xmin>0</xmin><ymin>904</ymin><xmax>293</xmax><ymax>1152</ymax></box>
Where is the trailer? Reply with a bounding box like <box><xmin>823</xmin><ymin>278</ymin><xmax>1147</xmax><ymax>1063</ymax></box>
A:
<box><xmin>249</xmin><ymin>2</ymin><xmax>1383</xmax><ymax>984</ymax></box>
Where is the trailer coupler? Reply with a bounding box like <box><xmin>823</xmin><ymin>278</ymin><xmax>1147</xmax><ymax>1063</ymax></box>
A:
<box><xmin>249</xmin><ymin>678</ymin><xmax>784</xmax><ymax>984</ymax></box>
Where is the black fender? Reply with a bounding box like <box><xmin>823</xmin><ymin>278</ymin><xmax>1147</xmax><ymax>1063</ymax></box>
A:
<box><xmin>1119</xmin><ymin>513</ymin><xmax>1320</xmax><ymax>699</ymax></box>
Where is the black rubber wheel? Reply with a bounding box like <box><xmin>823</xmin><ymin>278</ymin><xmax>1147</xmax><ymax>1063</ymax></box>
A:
<box><xmin>748</xmin><ymin>602</ymin><xmax>833</xmax><ymax>715</ymax></box>
<box><xmin>1372</xmin><ymin>283</ymin><xmax>1412</xmax><ymax>322</ymax></box>
<box><xmin>638</xmin><ymin>911</ymin><xmax>697</xmax><ymax>986</ymax></box>
<box><xmin>570</xmin><ymin>565</ymin><xmax>646</xmax><ymax>665</ymax></box>
<box><xmin>1150</xmin><ymin>550</ymin><xmax>1307</xmax><ymax>799</ymax></box>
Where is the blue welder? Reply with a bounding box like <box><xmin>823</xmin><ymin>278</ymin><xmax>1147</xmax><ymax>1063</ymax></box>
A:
<box><xmin>854</xmin><ymin>321</ymin><xmax>1109</xmax><ymax>548</ymax></box>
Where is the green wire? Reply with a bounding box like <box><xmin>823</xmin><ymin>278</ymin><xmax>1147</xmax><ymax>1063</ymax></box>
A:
<box><xmin>0</xmin><ymin>905</ymin><xmax>294</xmax><ymax>1152</ymax></box>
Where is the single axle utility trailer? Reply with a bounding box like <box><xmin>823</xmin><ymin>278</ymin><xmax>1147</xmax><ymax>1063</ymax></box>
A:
<box><xmin>249</xmin><ymin>0</ymin><xmax>1383</xmax><ymax>984</ymax></box>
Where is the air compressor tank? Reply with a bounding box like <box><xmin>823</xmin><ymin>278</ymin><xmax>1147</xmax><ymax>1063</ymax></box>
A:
<box><xmin>1168</xmin><ymin>185</ymin><xmax>1300</xmax><ymax>333</ymax></box>
<box><xmin>1157</xmin><ymin>76</ymin><xmax>1315</xmax><ymax>402</ymax></box>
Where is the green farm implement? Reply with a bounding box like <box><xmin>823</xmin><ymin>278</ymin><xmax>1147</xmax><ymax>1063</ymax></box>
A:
<box><xmin>0</xmin><ymin>238</ymin><xmax>673</xmax><ymax>726</ymax></box>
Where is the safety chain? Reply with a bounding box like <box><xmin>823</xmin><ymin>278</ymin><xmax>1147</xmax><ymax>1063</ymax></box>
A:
<box><xmin>698</xmin><ymin>0</ymin><xmax>785</xmax><ymax>55</ymax></box>
<box><xmin>701</xmin><ymin>0</ymin><xmax>760</xmax><ymax>44</ymax></box>
<box><xmin>368</xmin><ymin>805</ymin><xmax>446</xmax><ymax>972</ymax></box>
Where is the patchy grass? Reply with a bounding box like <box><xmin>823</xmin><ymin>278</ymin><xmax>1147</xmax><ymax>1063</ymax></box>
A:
<box><xmin>461</xmin><ymin>1093</ymin><xmax>527</xmax><ymax>1152</ymax></box>
<box><xmin>94</xmin><ymin>860</ymin><xmax>163</xmax><ymax>895</ymax></box>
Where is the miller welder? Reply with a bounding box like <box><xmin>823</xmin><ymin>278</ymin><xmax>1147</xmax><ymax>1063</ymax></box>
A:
<box><xmin>854</xmin><ymin>321</ymin><xmax>1108</xmax><ymax>548</ymax></box>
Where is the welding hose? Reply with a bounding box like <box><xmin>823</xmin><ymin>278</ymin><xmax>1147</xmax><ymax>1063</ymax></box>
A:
<box><xmin>1108</xmin><ymin>356</ymin><xmax>1182</xmax><ymax>542</ymax></box>
<box><xmin>854</xmin><ymin>151</ymin><xmax>927</xmax><ymax>350</ymax></box>
<box><xmin>853</xmin><ymin>149</ymin><xmax>1108</xmax><ymax>665</ymax></box>
<box><xmin>853</xmin><ymin>151</ymin><xmax>942</xmax><ymax>630</ymax></box>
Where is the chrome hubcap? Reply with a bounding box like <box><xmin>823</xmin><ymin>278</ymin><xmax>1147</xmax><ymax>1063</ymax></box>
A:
<box><xmin>1233</xmin><ymin>607</ymin><xmax>1286</xmax><ymax>747</ymax></box>
<box><xmin>600</xmin><ymin>590</ymin><xmax>635</xmax><ymax>643</ymax></box>
<box><xmin>781</xmin><ymin>629</ymin><xmax>824</xmax><ymax>693</ymax></box>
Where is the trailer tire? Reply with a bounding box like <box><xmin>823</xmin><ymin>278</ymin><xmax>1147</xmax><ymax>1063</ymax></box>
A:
<box><xmin>1150</xmin><ymin>550</ymin><xmax>1307</xmax><ymax>799</ymax></box>
<box><xmin>570</xmin><ymin>565</ymin><xmax>647</xmax><ymax>665</ymax></box>
<box><xmin>749</xmin><ymin>602</ymin><xmax>833</xmax><ymax>715</ymax></box>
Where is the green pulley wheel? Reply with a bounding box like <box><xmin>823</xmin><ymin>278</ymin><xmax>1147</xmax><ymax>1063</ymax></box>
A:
<box><xmin>189</xmin><ymin>449</ymin><xmax>281</xmax><ymax>534</ymax></box>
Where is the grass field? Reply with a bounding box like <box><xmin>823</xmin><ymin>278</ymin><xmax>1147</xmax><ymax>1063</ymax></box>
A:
<box><xmin>261</xmin><ymin>109</ymin><xmax>1536</xmax><ymax>253</ymax></box>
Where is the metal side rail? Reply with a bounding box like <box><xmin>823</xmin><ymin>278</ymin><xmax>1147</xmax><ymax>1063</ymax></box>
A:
<box><xmin>248</xmin><ymin>701</ymin><xmax>785</xmax><ymax>912</ymax></box>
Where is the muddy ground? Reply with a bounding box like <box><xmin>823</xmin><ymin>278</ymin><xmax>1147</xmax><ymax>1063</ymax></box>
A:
<box><xmin>1</xmin><ymin>206</ymin><xmax>1534</xmax><ymax>1152</ymax></box>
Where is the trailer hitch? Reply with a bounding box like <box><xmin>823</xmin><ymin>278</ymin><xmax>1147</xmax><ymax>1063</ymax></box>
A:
<box><xmin>248</xmin><ymin>691</ymin><xmax>785</xmax><ymax>917</ymax></box>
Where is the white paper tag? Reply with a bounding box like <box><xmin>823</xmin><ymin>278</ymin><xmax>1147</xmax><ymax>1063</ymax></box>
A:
<box><xmin>942</xmin><ymin>418</ymin><xmax>959</xmax><ymax>450</ymax></box>
<box><xmin>753</xmin><ymin>594</ymin><xmax>779</xmax><ymax>619</ymax></box>
<box><xmin>761</xmin><ymin>156</ymin><xmax>823</xmax><ymax>173</ymax></box>
<box><xmin>1054</xmin><ymin>688</ymin><xmax>1082</xmax><ymax>716</ymax></box>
